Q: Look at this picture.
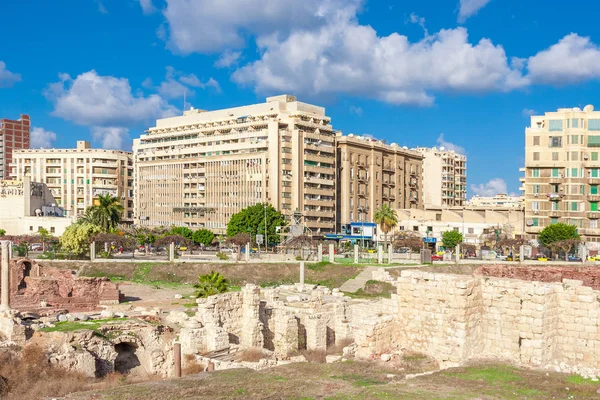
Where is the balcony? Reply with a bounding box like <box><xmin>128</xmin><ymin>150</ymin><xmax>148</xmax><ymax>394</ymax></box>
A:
<box><xmin>357</xmin><ymin>175</ymin><xmax>368</xmax><ymax>182</ymax></box>
<box><xmin>304</xmin><ymin>210</ymin><xmax>335</xmax><ymax>218</ymax></box>
<box><xmin>382</xmin><ymin>180</ymin><xmax>395</xmax><ymax>186</ymax></box>
<box><xmin>549</xmin><ymin>210</ymin><xmax>561</xmax><ymax>218</ymax></box>
<box><xmin>549</xmin><ymin>177</ymin><xmax>563</xmax><ymax>184</ymax></box>
<box><xmin>589</xmin><ymin>212</ymin><xmax>600</xmax><ymax>219</ymax></box>
<box><xmin>382</xmin><ymin>165</ymin><xmax>395</xmax><ymax>172</ymax></box>
<box><xmin>547</xmin><ymin>193</ymin><xmax>563</xmax><ymax>201</ymax></box>
<box><xmin>588</xmin><ymin>194</ymin><xmax>600</xmax><ymax>202</ymax></box>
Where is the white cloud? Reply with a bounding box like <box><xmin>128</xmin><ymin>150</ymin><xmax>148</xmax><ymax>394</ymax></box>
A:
<box><xmin>96</xmin><ymin>0</ymin><xmax>108</xmax><ymax>14</ymax></box>
<box><xmin>458</xmin><ymin>0</ymin><xmax>492</xmax><ymax>23</ymax></box>
<box><xmin>91</xmin><ymin>127</ymin><xmax>129</xmax><ymax>150</ymax></box>
<box><xmin>409</xmin><ymin>13</ymin><xmax>428</xmax><ymax>37</ymax></box>
<box><xmin>162</xmin><ymin>0</ymin><xmax>362</xmax><ymax>53</ymax></box>
<box><xmin>436</xmin><ymin>133</ymin><xmax>465</xmax><ymax>154</ymax></box>
<box><xmin>0</xmin><ymin>61</ymin><xmax>21</xmax><ymax>87</ymax></box>
<box><xmin>349</xmin><ymin>105</ymin><xmax>363</xmax><ymax>116</ymax></box>
<box><xmin>471</xmin><ymin>178</ymin><xmax>510</xmax><ymax>197</ymax></box>
<box><xmin>139</xmin><ymin>0</ymin><xmax>156</xmax><ymax>15</ymax></box>
<box><xmin>522</xmin><ymin>108</ymin><xmax>536</xmax><ymax>117</ymax></box>
<box><xmin>526</xmin><ymin>33</ymin><xmax>600</xmax><ymax>85</ymax></box>
<box><xmin>215</xmin><ymin>50</ymin><xmax>242</xmax><ymax>68</ymax></box>
<box><xmin>148</xmin><ymin>67</ymin><xmax>221</xmax><ymax>100</ymax></box>
<box><xmin>30</xmin><ymin>127</ymin><xmax>57</xmax><ymax>149</ymax></box>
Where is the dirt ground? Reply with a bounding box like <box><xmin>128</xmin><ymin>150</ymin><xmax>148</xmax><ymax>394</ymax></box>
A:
<box><xmin>66</xmin><ymin>360</ymin><xmax>600</xmax><ymax>400</ymax></box>
<box><xmin>117</xmin><ymin>282</ymin><xmax>196</xmax><ymax>311</ymax></box>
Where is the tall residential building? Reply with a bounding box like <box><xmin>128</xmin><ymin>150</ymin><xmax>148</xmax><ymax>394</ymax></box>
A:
<box><xmin>0</xmin><ymin>114</ymin><xmax>30</xmax><ymax>179</ymax></box>
<box><xmin>133</xmin><ymin>95</ymin><xmax>337</xmax><ymax>235</ymax></box>
<box><xmin>414</xmin><ymin>147</ymin><xmax>467</xmax><ymax>207</ymax></box>
<box><xmin>336</xmin><ymin>134</ymin><xmax>423</xmax><ymax>229</ymax></box>
<box><xmin>522</xmin><ymin>105</ymin><xmax>600</xmax><ymax>242</ymax></box>
<box><xmin>468</xmin><ymin>194</ymin><xmax>524</xmax><ymax>209</ymax></box>
<box><xmin>10</xmin><ymin>141</ymin><xmax>133</xmax><ymax>220</ymax></box>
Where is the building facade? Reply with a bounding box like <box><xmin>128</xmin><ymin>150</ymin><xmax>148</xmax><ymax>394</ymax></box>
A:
<box><xmin>10</xmin><ymin>141</ymin><xmax>133</xmax><ymax>220</ymax></box>
<box><xmin>133</xmin><ymin>95</ymin><xmax>336</xmax><ymax>235</ymax></box>
<box><xmin>522</xmin><ymin>105</ymin><xmax>600</xmax><ymax>242</ymax></box>
<box><xmin>336</xmin><ymin>134</ymin><xmax>423</xmax><ymax>230</ymax></box>
<box><xmin>414</xmin><ymin>147</ymin><xmax>467</xmax><ymax>207</ymax></box>
<box><xmin>0</xmin><ymin>114</ymin><xmax>30</xmax><ymax>179</ymax></box>
<box><xmin>0</xmin><ymin>177</ymin><xmax>74</xmax><ymax>236</ymax></box>
<box><xmin>468</xmin><ymin>194</ymin><xmax>524</xmax><ymax>209</ymax></box>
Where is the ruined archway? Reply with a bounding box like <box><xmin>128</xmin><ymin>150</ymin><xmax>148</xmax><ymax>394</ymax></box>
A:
<box><xmin>114</xmin><ymin>342</ymin><xmax>141</xmax><ymax>374</ymax></box>
<box><xmin>18</xmin><ymin>261</ymin><xmax>32</xmax><ymax>291</ymax></box>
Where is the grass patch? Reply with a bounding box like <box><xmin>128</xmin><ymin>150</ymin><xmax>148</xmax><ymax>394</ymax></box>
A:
<box><xmin>38</xmin><ymin>318</ymin><xmax>128</xmax><ymax>333</ymax></box>
<box><xmin>344</xmin><ymin>281</ymin><xmax>396</xmax><ymax>299</ymax></box>
<box><xmin>260</xmin><ymin>279</ymin><xmax>295</xmax><ymax>288</ymax></box>
<box><xmin>445</xmin><ymin>365</ymin><xmax>522</xmax><ymax>385</ymax></box>
<box><xmin>566</xmin><ymin>374</ymin><xmax>599</xmax><ymax>385</ymax></box>
<box><xmin>331</xmin><ymin>374</ymin><xmax>385</xmax><ymax>387</ymax></box>
<box><xmin>307</xmin><ymin>261</ymin><xmax>331</xmax><ymax>271</ymax></box>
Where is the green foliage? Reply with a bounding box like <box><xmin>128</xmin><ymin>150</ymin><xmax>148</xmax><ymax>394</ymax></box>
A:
<box><xmin>0</xmin><ymin>229</ymin><xmax>6</xmax><ymax>237</ymax></box>
<box><xmin>59</xmin><ymin>223</ymin><xmax>101</xmax><ymax>257</ymax></box>
<box><xmin>15</xmin><ymin>243</ymin><xmax>28</xmax><ymax>257</ymax></box>
<box><xmin>442</xmin><ymin>230</ymin><xmax>463</xmax><ymax>249</ymax></box>
<box><xmin>373</xmin><ymin>205</ymin><xmax>398</xmax><ymax>235</ymax></box>
<box><xmin>192</xmin><ymin>229</ymin><xmax>215</xmax><ymax>246</ymax></box>
<box><xmin>226</xmin><ymin>203</ymin><xmax>284</xmax><ymax>244</ymax></box>
<box><xmin>194</xmin><ymin>271</ymin><xmax>229</xmax><ymax>298</ymax></box>
<box><xmin>154</xmin><ymin>234</ymin><xmax>192</xmax><ymax>248</ymax></box>
<box><xmin>170</xmin><ymin>226</ymin><xmax>193</xmax><ymax>239</ymax></box>
<box><xmin>538</xmin><ymin>223</ymin><xmax>580</xmax><ymax>248</ymax></box>
<box><xmin>80</xmin><ymin>194</ymin><xmax>124</xmax><ymax>232</ymax></box>
<box><xmin>216</xmin><ymin>251</ymin><xmax>229</xmax><ymax>260</ymax></box>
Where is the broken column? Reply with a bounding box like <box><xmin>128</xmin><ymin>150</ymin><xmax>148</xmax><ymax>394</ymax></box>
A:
<box><xmin>240</xmin><ymin>285</ymin><xmax>264</xmax><ymax>349</ymax></box>
<box><xmin>388</xmin><ymin>244</ymin><xmax>393</xmax><ymax>264</ymax></box>
<box><xmin>169</xmin><ymin>242</ymin><xmax>175</xmax><ymax>262</ymax></box>
<box><xmin>299</xmin><ymin>261</ymin><xmax>305</xmax><ymax>292</ymax></box>
<box><xmin>354</xmin><ymin>245</ymin><xmax>359</xmax><ymax>263</ymax></box>
<box><xmin>455</xmin><ymin>244</ymin><xmax>461</xmax><ymax>263</ymax></box>
<box><xmin>1</xmin><ymin>241</ymin><xmax>10</xmax><ymax>310</ymax></box>
<box><xmin>304</xmin><ymin>314</ymin><xmax>327</xmax><ymax>351</ymax></box>
<box><xmin>245</xmin><ymin>243</ymin><xmax>250</xmax><ymax>262</ymax></box>
<box><xmin>317</xmin><ymin>243</ymin><xmax>323</xmax><ymax>262</ymax></box>
<box><xmin>90</xmin><ymin>241</ymin><xmax>96</xmax><ymax>261</ymax></box>
<box><xmin>378</xmin><ymin>245</ymin><xmax>383</xmax><ymax>264</ymax></box>
<box><xmin>520</xmin><ymin>245</ymin><xmax>525</xmax><ymax>263</ymax></box>
<box><xmin>328</xmin><ymin>243</ymin><xmax>335</xmax><ymax>263</ymax></box>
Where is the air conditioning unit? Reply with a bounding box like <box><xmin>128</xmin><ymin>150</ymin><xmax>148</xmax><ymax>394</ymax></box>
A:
<box><xmin>534</xmin><ymin>193</ymin><xmax>539</xmax><ymax>197</ymax></box>
<box><xmin>584</xmin><ymin>155</ymin><xmax>589</xmax><ymax>160</ymax></box>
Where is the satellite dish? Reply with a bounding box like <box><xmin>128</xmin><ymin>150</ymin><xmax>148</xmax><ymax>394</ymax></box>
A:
<box><xmin>439</xmin><ymin>146</ymin><xmax>445</xmax><ymax>151</ymax></box>
<box><xmin>526</xmin><ymin>220</ymin><xmax>534</xmax><ymax>227</ymax></box>
<box><xmin>584</xmin><ymin>104</ymin><xmax>595</xmax><ymax>112</ymax></box>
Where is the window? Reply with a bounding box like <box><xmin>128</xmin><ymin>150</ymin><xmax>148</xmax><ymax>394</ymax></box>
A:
<box><xmin>593</xmin><ymin>152</ymin><xmax>599</xmax><ymax>161</ymax></box>
<box><xmin>533</xmin><ymin>185</ymin><xmax>541</xmax><ymax>194</ymax></box>
<box><xmin>453</xmin><ymin>227</ymin><xmax>459</xmax><ymax>232</ymax></box>
<box><xmin>551</xmin><ymin>168</ymin><xmax>560</xmax><ymax>178</ymax></box>
<box><xmin>413</xmin><ymin>226</ymin><xmax>419</xmax><ymax>232</ymax></box>
<box><xmin>551</xmin><ymin>183</ymin><xmax>559</xmax><ymax>193</ymax></box>
<box><xmin>572</xmin><ymin>119</ymin><xmax>580</xmax><ymax>128</ymax></box>
<box><xmin>551</xmin><ymin>217</ymin><xmax>559</xmax><ymax>224</ymax></box>
<box><xmin>589</xmin><ymin>120</ymin><xmax>600</xmax><ymax>131</ymax></box>
<box><xmin>350</xmin><ymin>168</ymin><xmax>353</xmax><ymax>179</ymax></box>
<box><xmin>549</xmin><ymin>120</ymin><xmax>563</xmax><ymax>131</ymax></box>
<box><xmin>591</xmin><ymin>220</ymin><xmax>598</xmax><ymax>229</ymax></box>
<box><xmin>549</xmin><ymin>136</ymin><xmax>563</xmax><ymax>147</ymax></box>
<box><xmin>29</xmin><ymin>226</ymin><xmax>33</xmax><ymax>231</ymax></box>
<box><xmin>552</xmin><ymin>152</ymin><xmax>559</xmax><ymax>161</ymax></box>
<box><xmin>592</xmin><ymin>185</ymin><xmax>599</xmax><ymax>195</ymax></box>
<box><xmin>532</xmin><ymin>218</ymin><xmax>539</xmax><ymax>227</ymax></box>
<box><xmin>571</xmin><ymin>168</ymin><xmax>579</xmax><ymax>178</ymax></box>
<box><xmin>572</xmin><ymin>152</ymin><xmax>578</xmax><ymax>161</ymax></box>
<box><xmin>589</xmin><ymin>135</ymin><xmax>600</xmax><ymax>147</ymax></box>
<box><xmin>591</xmin><ymin>169</ymin><xmax>599</xmax><ymax>178</ymax></box>
<box><xmin>50</xmin><ymin>227</ymin><xmax>55</xmax><ymax>233</ymax></box>
<box><xmin>581</xmin><ymin>185</ymin><xmax>586</xmax><ymax>195</ymax></box>
<box><xmin>572</xmin><ymin>202</ymin><xmax>578</xmax><ymax>211</ymax></box>
<box><xmin>572</xmin><ymin>135</ymin><xmax>579</xmax><ymax>144</ymax></box>
<box><xmin>552</xmin><ymin>202</ymin><xmax>559</xmax><ymax>211</ymax></box>
<box><xmin>532</xmin><ymin>169</ymin><xmax>540</xmax><ymax>178</ymax></box>
<box><xmin>468</xmin><ymin>228</ymin><xmax>474</xmax><ymax>234</ymax></box>
<box><xmin>533</xmin><ymin>136</ymin><xmax>540</xmax><ymax>145</ymax></box>
<box><xmin>591</xmin><ymin>202</ymin><xmax>599</xmax><ymax>212</ymax></box>
<box><xmin>532</xmin><ymin>201</ymin><xmax>540</xmax><ymax>211</ymax></box>
<box><xmin>349</xmin><ymin>211</ymin><xmax>353</xmax><ymax>221</ymax></box>
<box><xmin>533</xmin><ymin>152</ymin><xmax>540</xmax><ymax>161</ymax></box>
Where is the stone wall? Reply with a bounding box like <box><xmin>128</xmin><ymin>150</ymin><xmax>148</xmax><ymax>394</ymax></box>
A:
<box><xmin>395</xmin><ymin>270</ymin><xmax>600</xmax><ymax>376</ymax></box>
<box><xmin>475</xmin><ymin>265</ymin><xmax>600</xmax><ymax>290</ymax></box>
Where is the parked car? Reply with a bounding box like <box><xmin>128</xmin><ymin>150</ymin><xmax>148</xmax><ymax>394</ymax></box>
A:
<box><xmin>588</xmin><ymin>255</ymin><xmax>600</xmax><ymax>262</ymax></box>
<box><xmin>568</xmin><ymin>255</ymin><xmax>582</xmax><ymax>262</ymax></box>
<box><xmin>496</xmin><ymin>254</ymin><xmax>508</xmax><ymax>261</ymax></box>
<box><xmin>431</xmin><ymin>254</ymin><xmax>443</xmax><ymax>261</ymax></box>
<box><xmin>29</xmin><ymin>243</ymin><xmax>43</xmax><ymax>251</ymax></box>
<box><xmin>179</xmin><ymin>246</ymin><xmax>188</xmax><ymax>251</ymax></box>
<box><xmin>395</xmin><ymin>247</ymin><xmax>411</xmax><ymax>254</ymax></box>
<box><xmin>535</xmin><ymin>254</ymin><xmax>548</xmax><ymax>261</ymax></box>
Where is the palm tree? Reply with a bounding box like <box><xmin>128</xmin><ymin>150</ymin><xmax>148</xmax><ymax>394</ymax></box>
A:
<box><xmin>373</xmin><ymin>204</ymin><xmax>398</xmax><ymax>251</ymax></box>
<box><xmin>88</xmin><ymin>194</ymin><xmax>124</xmax><ymax>232</ymax></box>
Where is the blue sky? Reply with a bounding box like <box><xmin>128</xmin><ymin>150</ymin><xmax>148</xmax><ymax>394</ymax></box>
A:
<box><xmin>1</xmin><ymin>0</ymin><xmax>600</xmax><ymax>198</ymax></box>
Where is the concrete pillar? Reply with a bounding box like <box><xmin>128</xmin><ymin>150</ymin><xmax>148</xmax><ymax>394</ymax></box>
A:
<box><xmin>455</xmin><ymin>244</ymin><xmax>461</xmax><ymax>263</ymax></box>
<box><xmin>377</xmin><ymin>245</ymin><xmax>383</xmax><ymax>264</ymax></box>
<box><xmin>299</xmin><ymin>261</ymin><xmax>305</xmax><ymax>291</ymax></box>
<box><xmin>354</xmin><ymin>244</ymin><xmax>359</xmax><ymax>263</ymax></box>
<box><xmin>519</xmin><ymin>245</ymin><xmax>525</xmax><ymax>263</ymax></box>
<box><xmin>90</xmin><ymin>241</ymin><xmax>96</xmax><ymax>261</ymax></box>
<box><xmin>1</xmin><ymin>241</ymin><xmax>10</xmax><ymax>310</ymax></box>
<box><xmin>388</xmin><ymin>244</ymin><xmax>393</xmax><ymax>264</ymax></box>
<box><xmin>173</xmin><ymin>342</ymin><xmax>182</xmax><ymax>378</ymax></box>
<box><xmin>245</xmin><ymin>243</ymin><xmax>250</xmax><ymax>262</ymax></box>
<box><xmin>317</xmin><ymin>244</ymin><xmax>323</xmax><ymax>262</ymax></box>
<box><xmin>328</xmin><ymin>243</ymin><xmax>335</xmax><ymax>263</ymax></box>
<box><xmin>169</xmin><ymin>242</ymin><xmax>175</xmax><ymax>262</ymax></box>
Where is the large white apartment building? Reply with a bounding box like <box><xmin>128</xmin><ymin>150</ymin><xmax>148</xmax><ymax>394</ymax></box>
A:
<box><xmin>414</xmin><ymin>147</ymin><xmax>467</xmax><ymax>207</ymax></box>
<box><xmin>10</xmin><ymin>141</ymin><xmax>133</xmax><ymax>220</ymax></box>
<box><xmin>133</xmin><ymin>95</ymin><xmax>337</xmax><ymax>235</ymax></box>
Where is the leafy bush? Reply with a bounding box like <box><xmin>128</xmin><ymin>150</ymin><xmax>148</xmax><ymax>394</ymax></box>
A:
<box><xmin>216</xmin><ymin>251</ymin><xmax>229</xmax><ymax>260</ymax></box>
<box><xmin>194</xmin><ymin>271</ymin><xmax>229</xmax><ymax>298</ymax></box>
<box><xmin>295</xmin><ymin>256</ymin><xmax>303</xmax><ymax>261</ymax></box>
<box><xmin>97</xmin><ymin>251</ymin><xmax>112</xmax><ymax>259</ymax></box>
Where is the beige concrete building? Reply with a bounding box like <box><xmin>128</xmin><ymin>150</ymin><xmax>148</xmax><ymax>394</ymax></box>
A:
<box><xmin>133</xmin><ymin>95</ymin><xmax>336</xmax><ymax>235</ymax></box>
<box><xmin>522</xmin><ymin>105</ymin><xmax>600</xmax><ymax>242</ymax></box>
<box><xmin>414</xmin><ymin>147</ymin><xmax>467</xmax><ymax>207</ymax></box>
<box><xmin>394</xmin><ymin>206</ymin><xmax>525</xmax><ymax>250</ymax></box>
<box><xmin>336</xmin><ymin>134</ymin><xmax>423</xmax><ymax>229</ymax></box>
<box><xmin>0</xmin><ymin>177</ymin><xmax>75</xmax><ymax>235</ymax></box>
<box><xmin>10</xmin><ymin>141</ymin><xmax>133</xmax><ymax>221</ymax></box>
<box><xmin>468</xmin><ymin>194</ymin><xmax>524</xmax><ymax>209</ymax></box>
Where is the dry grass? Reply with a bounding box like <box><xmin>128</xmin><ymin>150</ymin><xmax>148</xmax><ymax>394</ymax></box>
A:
<box><xmin>327</xmin><ymin>338</ymin><xmax>354</xmax><ymax>355</ymax></box>
<box><xmin>0</xmin><ymin>345</ymin><xmax>89</xmax><ymax>400</ymax></box>
<box><xmin>183</xmin><ymin>354</ymin><xmax>205</xmax><ymax>375</ymax></box>
<box><xmin>234</xmin><ymin>347</ymin><xmax>271</xmax><ymax>362</ymax></box>
<box><xmin>300</xmin><ymin>349</ymin><xmax>327</xmax><ymax>363</ymax></box>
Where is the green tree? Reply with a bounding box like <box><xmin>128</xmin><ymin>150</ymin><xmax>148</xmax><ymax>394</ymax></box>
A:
<box><xmin>170</xmin><ymin>226</ymin><xmax>194</xmax><ymax>239</ymax></box>
<box><xmin>442</xmin><ymin>230</ymin><xmax>463</xmax><ymax>250</ymax></box>
<box><xmin>92</xmin><ymin>232</ymin><xmax>137</xmax><ymax>258</ymax></box>
<box><xmin>194</xmin><ymin>271</ymin><xmax>229</xmax><ymax>298</ymax></box>
<box><xmin>192</xmin><ymin>229</ymin><xmax>215</xmax><ymax>246</ymax></box>
<box><xmin>82</xmin><ymin>194</ymin><xmax>124</xmax><ymax>232</ymax></box>
<box><xmin>373</xmin><ymin>204</ymin><xmax>398</xmax><ymax>250</ymax></box>
<box><xmin>226</xmin><ymin>203</ymin><xmax>284</xmax><ymax>244</ymax></box>
<box><xmin>37</xmin><ymin>227</ymin><xmax>53</xmax><ymax>252</ymax></box>
<box><xmin>538</xmin><ymin>223</ymin><xmax>580</xmax><ymax>248</ymax></box>
<box><xmin>59</xmin><ymin>223</ymin><xmax>101</xmax><ymax>257</ymax></box>
<box><xmin>0</xmin><ymin>229</ymin><xmax>6</xmax><ymax>237</ymax></box>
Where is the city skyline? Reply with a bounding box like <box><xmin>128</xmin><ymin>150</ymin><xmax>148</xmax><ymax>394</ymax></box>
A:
<box><xmin>2</xmin><ymin>1</ymin><xmax>600</xmax><ymax>196</ymax></box>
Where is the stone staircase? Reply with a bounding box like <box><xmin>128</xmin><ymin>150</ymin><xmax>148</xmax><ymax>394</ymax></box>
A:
<box><xmin>339</xmin><ymin>266</ymin><xmax>379</xmax><ymax>293</ymax></box>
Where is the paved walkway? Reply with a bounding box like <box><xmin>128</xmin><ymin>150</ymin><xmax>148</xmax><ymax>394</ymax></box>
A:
<box><xmin>339</xmin><ymin>266</ymin><xmax>379</xmax><ymax>293</ymax></box>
